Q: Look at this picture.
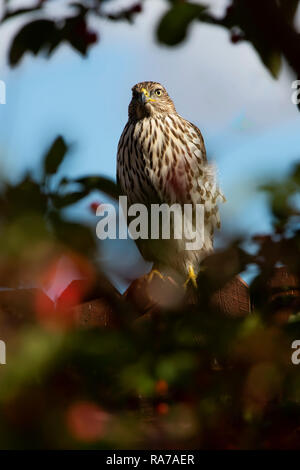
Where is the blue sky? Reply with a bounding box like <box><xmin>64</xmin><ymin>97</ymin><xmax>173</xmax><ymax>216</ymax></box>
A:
<box><xmin>0</xmin><ymin>0</ymin><xmax>300</xmax><ymax>292</ymax></box>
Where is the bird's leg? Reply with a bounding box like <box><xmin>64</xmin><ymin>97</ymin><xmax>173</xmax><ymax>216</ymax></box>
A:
<box><xmin>184</xmin><ymin>265</ymin><xmax>198</xmax><ymax>289</ymax></box>
<box><xmin>147</xmin><ymin>269</ymin><xmax>164</xmax><ymax>283</ymax></box>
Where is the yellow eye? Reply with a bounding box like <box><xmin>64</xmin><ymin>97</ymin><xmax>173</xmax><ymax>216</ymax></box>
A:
<box><xmin>155</xmin><ymin>89</ymin><xmax>162</xmax><ymax>96</ymax></box>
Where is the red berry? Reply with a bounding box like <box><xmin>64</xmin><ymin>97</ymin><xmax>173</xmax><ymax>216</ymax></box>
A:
<box><xmin>155</xmin><ymin>380</ymin><xmax>168</xmax><ymax>395</ymax></box>
<box><xmin>86</xmin><ymin>32</ymin><xmax>98</xmax><ymax>45</ymax></box>
<box><xmin>130</xmin><ymin>3</ymin><xmax>142</xmax><ymax>14</ymax></box>
<box><xmin>231</xmin><ymin>32</ymin><xmax>243</xmax><ymax>44</ymax></box>
<box><xmin>90</xmin><ymin>202</ymin><xmax>101</xmax><ymax>214</ymax></box>
<box><xmin>157</xmin><ymin>403</ymin><xmax>169</xmax><ymax>415</ymax></box>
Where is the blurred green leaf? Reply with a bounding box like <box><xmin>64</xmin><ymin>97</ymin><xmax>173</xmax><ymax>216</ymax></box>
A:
<box><xmin>43</xmin><ymin>136</ymin><xmax>68</xmax><ymax>176</ymax></box>
<box><xmin>0</xmin><ymin>213</ymin><xmax>50</xmax><ymax>255</ymax></box>
<box><xmin>3</xmin><ymin>175</ymin><xmax>48</xmax><ymax>219</ymax></box>
<box><xmin>254</xmin><ymin>44</ymin><xmax>282</xmax><ymax>79</ymax></box>
<box><xmin>288</xmin><ymin>312</ymin><xmax>300</xmax><ymax>323</ymax></box>
<box><xmin>279</xmin><ymin>0</ymin><xmax>300</xmax><ymax>24</ymax></box>
<box><xmin>157</xmin><ymin>2</ymin><xmax>207</xmax><ymax>46</ymax></box>
<box><xmin>51</xmin><ymin>191</ymin><xmax>89</xmax><ymax>208</ymax></box>
<box><xmin>292</xmin><ymin>163</ymin><xmax>300</xmax><ymax>185</ymax></box>
<box><xmin>51</xmin><ymin>216</ymin><xmax>97</xmax><ymax>256</ymax></box>
<box><xmin>8</xmin><ymin>15</ymin><xmax>98</xmax><ymax>66</ymax></box>
<box><xmin>0</xmin><ymin>329</ymin><xmax>64</xmax><ymax>402</ymax></box>
<box><xmin>220</xmin><ymin>1</ymin><xmax>283</xmax><ymax>78</ymax></box>
<box><xmin>9</xmin><ymin>19</ymin><xmax>58</xmax><ymax>66</ymax></box>
<box><xmin>121</xmin><ymin>362</ymin><xmax>156</xmax><ymax>397</ymax></box>
<box><xmin>74</xmin><ymin>176</ymin><xmax>120</xmax><ymax>200</ymax></box>
<box><xmin>156</xmin><ymin>352</ymin><xmax>196</xmax><ymax>382</ymax></box>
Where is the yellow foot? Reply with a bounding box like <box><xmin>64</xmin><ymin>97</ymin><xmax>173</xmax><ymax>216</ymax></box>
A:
<box><xmin>184</xmin><ymin>266</ymin><xmax>198</xmax><ymax>289</ymax></box>
<box><xmin>147</xmin><ymin>269</ymin><xmax>164</xmax><ymax>283</ymax></box>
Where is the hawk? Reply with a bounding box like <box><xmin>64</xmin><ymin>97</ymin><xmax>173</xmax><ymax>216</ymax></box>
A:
<box><xmin>117</xmin><ymin>81</ymin><xmax>225</xmax><ymax>287</ymax></box>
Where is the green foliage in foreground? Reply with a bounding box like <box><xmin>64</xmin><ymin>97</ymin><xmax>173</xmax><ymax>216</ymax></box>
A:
<box><xmin>0</xmin><ymin>139</ymin><xmax>299</xmax><ymax>449</ymax></box>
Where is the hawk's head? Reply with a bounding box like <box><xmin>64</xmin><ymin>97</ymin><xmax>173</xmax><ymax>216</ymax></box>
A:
<box><xmin>129</xmin><ymin>81</ymin><xmax>176</xmax><ymax>120</ymax></box>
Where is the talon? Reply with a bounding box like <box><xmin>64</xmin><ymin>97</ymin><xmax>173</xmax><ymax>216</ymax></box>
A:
<box><xmin>147</xmin><ymin>269</ymin><xmax>164</xmax><ymax>283</ymax></box>
<box><xmin>184</xmin><ymin>265</ymin><xmax>198</xmax><ymax>289</ymax></box>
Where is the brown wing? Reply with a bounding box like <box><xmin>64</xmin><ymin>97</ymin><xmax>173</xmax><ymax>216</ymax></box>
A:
<box><xmin>187</xmin><ymin>121</ymin><xmax>207</xmax><ymax>162</ymax></box>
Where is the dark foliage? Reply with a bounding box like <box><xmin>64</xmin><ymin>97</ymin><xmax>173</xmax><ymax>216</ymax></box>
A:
<box><xmin>2</xmin><ymin>0</ymin><xmax>300</xmax><ymax>92</ymax></box>
<box><xmin>1</xmin><ymin>0</ymin><xmax>143</xmax><ymax>66</ymax></box>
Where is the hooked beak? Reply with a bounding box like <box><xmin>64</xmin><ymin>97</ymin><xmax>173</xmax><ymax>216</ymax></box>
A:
<box><xmin>139</xmin><ymin>88</ymin><xmax>155</xmax><ymax>105</ymax></box>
